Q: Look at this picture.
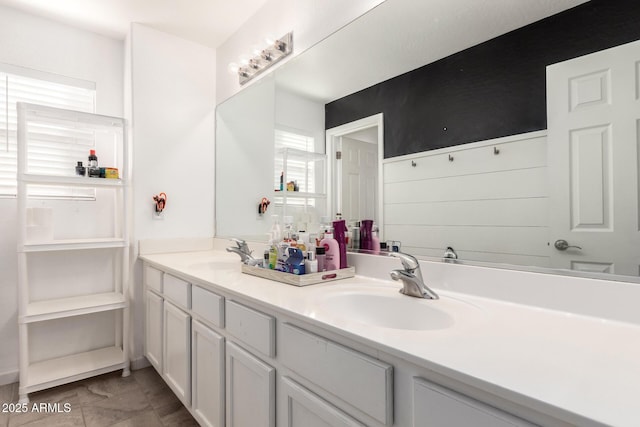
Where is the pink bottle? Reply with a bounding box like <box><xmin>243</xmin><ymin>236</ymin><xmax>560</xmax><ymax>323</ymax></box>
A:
<box><xmin>319</xmin><ymin>230</ymin><xmax>339</xmax><ymax>271</ymax></box>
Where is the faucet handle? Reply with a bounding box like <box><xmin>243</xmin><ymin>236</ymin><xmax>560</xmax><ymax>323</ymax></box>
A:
<box><xmin>230</xmin><ymin>237</ymin><xmax>247</xmax><ymax>248</ymax></box>
<box><xmin>389</xmin><ymin>251</ymin><xmax>419</xmax><ymax>271</ymax></box>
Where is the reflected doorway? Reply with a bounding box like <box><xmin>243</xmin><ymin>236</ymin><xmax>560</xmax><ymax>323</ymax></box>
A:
<box><xmin>326</xmin><ymin>113</ymin><xmax>384</xmax><ymax>238</ymax></box>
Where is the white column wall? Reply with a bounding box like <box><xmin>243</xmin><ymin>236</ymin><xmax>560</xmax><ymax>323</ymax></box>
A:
<box><xmin>127</xmin><ymin>23</ymin><xmax>216</xmax><ymax>364</ymax></box>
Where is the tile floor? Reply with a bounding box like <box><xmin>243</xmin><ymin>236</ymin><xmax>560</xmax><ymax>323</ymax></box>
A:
<box><xmin>0</xmin><ymin>367</ymin><xmax>198</xmax><ymax>427</ymax></box>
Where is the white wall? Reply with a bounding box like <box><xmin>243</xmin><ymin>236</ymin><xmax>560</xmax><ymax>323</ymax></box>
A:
<box><xmin>216</xmin><ymin>0</ymin><xmax>385</xmax><ymax>104</ymax></box>
<box><xmin>0</xmin><ymin>5</ymin><xmax>123</xmax><ymax>384</ymax></box>
<box><xmin>383</xmin><ymin>131</ymin><xmax>550</xmax><ymax>266</ymax></box>
<box><xmin>127</xmin><ymin>23</ymin><xmax>216</xmax><ymax>362</ymax></box>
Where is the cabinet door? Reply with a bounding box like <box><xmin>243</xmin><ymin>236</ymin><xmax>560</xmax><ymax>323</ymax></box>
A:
<box><xmin>163</xmin><ymin>300</ymin><xmax>191</xmax><ymax>406</ymax></box>
<box><xmin>145</xmin><ymin>290</ymin><xmax>163</xmax><ymax>372</ymax></box>
<box><xmin>413</xmin><ymin>378</ymin><xmax>536</xmax><ymax>427</ymax></box>
<box><xmin>278</xmin><ymin>376</ymin><xmax>364</xmax><ymax>427</ymax></box>
<box><xmin>226</xmin><ymin>341</ymin><xmax>275</xmax><ymax>427</ymax></box>
<box><xmin>192</xmin><ymin>320</ymin><xmax>225</xmax><ymax>427</ymax></box>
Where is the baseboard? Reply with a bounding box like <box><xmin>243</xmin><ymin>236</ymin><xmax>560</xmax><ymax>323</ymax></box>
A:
<box><xmin>130</xmin><ymin>356</ymin><xmax>151</xmax><ymax>371</ymax></box>
<box><xmin>0</xmin><ymin>369</ymin><xmax>18</xmax><ymax>386</ymax></box>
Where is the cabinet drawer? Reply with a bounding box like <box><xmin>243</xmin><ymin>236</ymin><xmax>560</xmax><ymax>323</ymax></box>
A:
<box><xmin>279</xmin><ymin>323</ymin><xmax>393</xmax><ymax>426</ymax></box>
<box><xmin>413</xmin><ymin>378</ymin><xmax>536</xmax><ymax>427</ymax></box>
<box><xmin>192</xmin><ymin>285</ymin><xmax>224</xmax><ymax>328</ymax></box>
<box><xmin>164</xmin><ymin>274</ymin><xmax>191</xmax><ymax>309</ymax></box>
<box><xmin>225</xmin><ymin>300</ymin><xmax>275</xmax><ymax>357</ymax></box>
<box><xmin>145</xmin><ymin>265</ymin><xmax>163</xmax><ymax>293</ymax></box>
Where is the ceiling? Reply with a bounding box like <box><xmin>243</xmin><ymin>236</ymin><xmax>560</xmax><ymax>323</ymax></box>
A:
<box><xmin>0</xmin><ymin>0</ymin><xmax>270</xmax><ymax>48</ymax></box>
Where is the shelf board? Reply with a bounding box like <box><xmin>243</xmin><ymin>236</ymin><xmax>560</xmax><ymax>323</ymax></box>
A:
<box><xmin>22</xmin><ymin>292</ymin><xmax>127</xmax><ymax>323</ymax></box>
<box><xmin>273</xmin><ymin>191</ymin><xmax>326</xmax><ymax>199</ymax></box>
<box><xmin>22</xmin><ymin>238</ymin><xmax>127</xmax><ymax>252</ymax></box>
<box><xmin>25</xmin><ymin>346</ymin><xmax>126</xmax><ymax>393</ymax></box>
<box><xmin>20</xmin><ymin>173</ymin><xmax>124</xmax><ymax>187</ymax></box>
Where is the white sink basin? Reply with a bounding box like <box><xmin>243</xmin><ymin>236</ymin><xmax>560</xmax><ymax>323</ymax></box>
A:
<box><xmin>315</xmin><ymin>286</ymin><xmax>481</xmax><ymax>331</ymax></box>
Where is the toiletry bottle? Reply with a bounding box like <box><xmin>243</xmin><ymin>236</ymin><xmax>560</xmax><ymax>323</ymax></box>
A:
<box><xmin>371</xmin><ymin>224</ymin><xmax>381</xmax><ymax>254</ymax></box>
<box><xmin>286</xmin><ymin>247</ymin><xmax>305</xmax><ymax>275</ymax></box>
<box><xmin>320</xmin><ymin>229</ymin><xmax>339</xmax><ymax>271</ymax></box>
<box><xmin>360</xmin><ymin>219</ymin><xmax>373</xmax><ymax>250</ymax></box>
<box><xmin>297</xmin><ymin>233</ymin><xmax>307</xmax><ymax>252</ymax></box>
<box><xmin>268</xmin><ymin>242</ymin><xmax>278</xmax><ymax>269</ymax></box>
<box><xmin>332</xmin><ymin>219</ymin><xmax>348</xmax><ymax>269</ymax></box>
<box><xmin>263</xmin><ymin>250</ymin><xmax>269</xmax><ymax>268</ymax></box>
<box><xmin>88</xmin><ymin>149</ymin><xmax>100</xmax><ymax>177</ymax></box>
<box><xmin>315</xmin><ymin>246</ymin><xmax>326</xmax><ymax>272</ymax></box>
<box><xmin>276</xmin><ymin>241</ymin><xmax>290</xmax><ymax>271</ymax></box>
<box><xmin>351</xmin><ymin>221</ymin><xmax>360</xmax><ymax>250</ymax></box>
<box><xmin>283</xmin><ymin>216</ymin><xmax>294</xmax><ymax>241</ymax></box>
<box><xmin>279</xmin><ymin>171</ymin><xmax>284</xmax><ymax>191</ymax></box>
<box><xmin>75</xmin><ymin>161</ymin><xmax>86</xmax><ymax>176</ymax></box>
<box><xmin>305</xmin><ymin>251</ymin><xmax>318</xmax><ymax>274</ymax></box>
<box><xmin>270</xmin><ymin>215</ymin><xmax>282</xmax><ymax>241</ymax></box>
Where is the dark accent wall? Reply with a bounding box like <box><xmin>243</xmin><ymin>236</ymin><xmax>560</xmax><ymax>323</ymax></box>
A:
<box><xmin>325</xmin><ymin>1</ymin><xmax>640</xmax><ymax>158</ymax></box>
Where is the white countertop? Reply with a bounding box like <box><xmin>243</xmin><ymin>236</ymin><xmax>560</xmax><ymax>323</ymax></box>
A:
<box><xmin>140</xmin><ymin>249</ymin><xmax>640</xmax><ymax>427</ymax></box>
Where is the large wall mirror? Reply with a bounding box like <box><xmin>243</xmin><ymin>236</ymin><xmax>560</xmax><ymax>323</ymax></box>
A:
<box><xmin>216</xmin><ymin>0</ymin><xmax>640</xmax><ymax>282</ymax></box>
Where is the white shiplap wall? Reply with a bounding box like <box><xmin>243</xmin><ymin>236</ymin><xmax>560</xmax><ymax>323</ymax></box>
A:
<box><xmin>383</xmin><ymin>131</ymin><xmax>551</xmax><ymax>267</ymax></box>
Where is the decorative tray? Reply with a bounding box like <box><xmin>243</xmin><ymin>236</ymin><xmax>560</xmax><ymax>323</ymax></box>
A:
<box><xmin>241</xmin><ymin>264</ymin><xmax>355</xmax><ymax>287</ymax></box>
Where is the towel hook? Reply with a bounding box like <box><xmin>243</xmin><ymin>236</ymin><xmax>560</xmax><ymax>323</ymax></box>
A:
<box><xmin>494</xmin><ymin>147</ymin><xmax>500</xmax><ymax>155</ymax></box>
<box><xmin>448</xmin><ymin>154</ymin><xmax>454</xmax><ymax>162</ymax></box>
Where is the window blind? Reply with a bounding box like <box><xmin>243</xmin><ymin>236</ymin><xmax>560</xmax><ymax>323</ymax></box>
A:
<box><xmin>0</xmin><ymin>66</ymin><xmax>96</xmax><ymax>198</ymax></box>
<box><xmin>274</xmin><ymin>129</ymin><xmax>316</xmax><ymax>206</ymax></box>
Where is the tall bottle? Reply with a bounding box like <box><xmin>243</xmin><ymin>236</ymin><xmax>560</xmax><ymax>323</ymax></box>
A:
<box><xmin>332</xmin><ymin>219</ymin><xmax>347</xmax><ymax>269</ymax></box>
<box><xmin>319</xmin><ymin>229</ymin><xmax>339</xmax><ymax>271</ymax></box>
<box><xmin>88</xmin><ymin>149</ymin><xmax>100</xmax><ymax>178</ymax></box>
<box><xmin>371</xmin><ymin>223</ymin><xmax>381</xmax><ymax>254</ymax></box>
<box><xmin>351</xmin><ymin>221</ymin><xmax>360</xmax><ymax>251</ymax></box>
<box><xmin>270</xmin><ymin>215</ymin><xmax>282</xmax><ymax>241</ymax></box>
<box><xmin>360</xmin><ymin>219</ymin><xmax>373</xmax><ymax>251</ymax></box>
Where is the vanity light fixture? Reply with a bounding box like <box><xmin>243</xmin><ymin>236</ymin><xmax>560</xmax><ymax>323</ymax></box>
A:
<box><xmin>236</xmin><ymin>32</ymin><xmax>293</xmax><ymax>85</ymax></box>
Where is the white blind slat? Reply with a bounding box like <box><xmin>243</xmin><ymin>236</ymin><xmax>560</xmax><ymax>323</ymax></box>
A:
<box><xmin>274</xmin><ymin>129</ymin><xmax>316</xmax><ymax>206</ymax></box>
<box><xmin>0</xmin><ymin>70</ymin><xmax>96</xmax><ymax>197</ymax></box>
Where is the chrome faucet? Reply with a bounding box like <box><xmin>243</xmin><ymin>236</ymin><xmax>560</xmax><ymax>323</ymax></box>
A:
<box><xmin>389</xmin><ymin>252</ymin><xmax>439</xmax><ymax>299</ymax></box>
<box><xmin>226</xmin><ymin>238</ymin><xmax>260</xmax><ymax>265</ymax></box>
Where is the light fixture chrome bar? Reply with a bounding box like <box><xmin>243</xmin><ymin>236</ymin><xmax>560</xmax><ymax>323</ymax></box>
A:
<box><xmin>238</xmin><ymin>32</ymin><xmax>293</xmax><ymax>85</ymax></box>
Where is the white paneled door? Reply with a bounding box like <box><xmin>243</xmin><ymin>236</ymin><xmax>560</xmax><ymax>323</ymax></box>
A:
<box><xmin>340</xmin><ymin>136</ymin><xmax>378</xmax><ymax>223</ymax></box>
<box><xmin>547</xmin><ymin>39</ymin><xmax>640</xmax><ymax>275</ymax></box>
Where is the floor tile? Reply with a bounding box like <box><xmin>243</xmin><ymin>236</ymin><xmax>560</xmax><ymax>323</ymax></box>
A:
<box><xmin>81</xmin><ymin>389</ymin><xmax>151</xmax><ymax>427</ymax></box>
<box><xmin>76</xmin><ymin>372</ymin><xmax>141</xmax><ymax>406</ymax></box>
<box><xmin>158</xmin><ymin>406</ymin><xmax>199</xmax><ymax>427</ymax></box>
<box><xmin>133</xmin><ymin>369</ymin><xmax>180</xmax><ymax>411</ymax></box>
<box><xmin>107</xmin><ymin>409</ymin><xmax>163</xmax><ymax>427</ymax></box>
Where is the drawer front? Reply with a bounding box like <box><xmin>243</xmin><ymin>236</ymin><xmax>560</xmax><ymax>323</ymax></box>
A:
<box><xmin>279</xmin><ymin>323</ymin><xmax>393</xmax><ymax>426</ymax></box>
<box><xmin>413</xmin><ymin>378</ymin><xmax>537</xmax><ymax>427</ymax></box>
<box><xmin>192</xmin><ymin>285</ymin><xmax>224</xmax><ymax>328</ymax></box>
<box><xmin>145</xmin><ymin>265</ymin><xmax>163</xmax><ymax>293</ymax></box>
<box><xmin>164</xmin><ymin>273</ymin><xmax>191</xmax><ymax>309</ymax></box>
<box><xmin>225</xmin><ymin>300</ymin><xmax>275</xmax><ymax>357</ymax></box>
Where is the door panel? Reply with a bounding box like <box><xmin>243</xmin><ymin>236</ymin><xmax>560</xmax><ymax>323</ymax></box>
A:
<box><xmin>547</xmin><ymin>39</ymin><xmax>640</xmax><ymax>275</ymax></box>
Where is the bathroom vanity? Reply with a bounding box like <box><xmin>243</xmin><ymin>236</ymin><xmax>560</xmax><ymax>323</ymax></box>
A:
<box><xmin>140</xmin><ymin>241</ymin><xmax>640</xmax><ymax>427</ymax></box>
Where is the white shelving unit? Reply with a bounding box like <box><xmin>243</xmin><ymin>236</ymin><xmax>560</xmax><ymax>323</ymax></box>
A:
<box><xmin>16</xmin><ymin>103</ymin><xmax>130</xmax><ymax>403</ymax></box>
<box><xmin>275</xmin><ymin>147</ymin><xmax>327</xmax><ymax>219</ymax></box>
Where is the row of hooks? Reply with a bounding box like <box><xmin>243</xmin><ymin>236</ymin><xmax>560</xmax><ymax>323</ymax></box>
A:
<box><xmin>410</xmin><ymin>146</ymin><xmax>501</xmax><ymax>167</ymax></box>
